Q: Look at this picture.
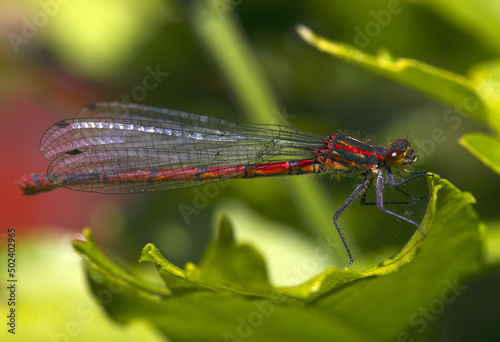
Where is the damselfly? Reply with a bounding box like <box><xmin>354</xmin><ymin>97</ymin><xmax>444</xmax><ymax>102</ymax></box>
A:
<box><xmin>18</xmin><ymin>102</ymin><xmax>432</xmax><ymax>267</ymax></box>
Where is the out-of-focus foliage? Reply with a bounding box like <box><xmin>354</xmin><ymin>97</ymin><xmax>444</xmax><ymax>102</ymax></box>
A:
<box><xmin>3</xmin><ymin>0</ymin><xmax>500</xmax><ymax>341</ymax></box>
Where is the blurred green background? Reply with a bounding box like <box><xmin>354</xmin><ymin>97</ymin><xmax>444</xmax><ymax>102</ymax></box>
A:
<box><xmin>1</xmin><ymin>0</ymin><xmax>499</xmax><ymax>341</ymax></box>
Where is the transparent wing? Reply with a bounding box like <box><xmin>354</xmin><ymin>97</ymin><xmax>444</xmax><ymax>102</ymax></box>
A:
<box><xmin>41</xmin><ymin>102</ymin><xmax>325</xmax><ymax>193</ymax></box>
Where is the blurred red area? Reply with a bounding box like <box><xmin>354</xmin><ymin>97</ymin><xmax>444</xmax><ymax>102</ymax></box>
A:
<box><xmin>0</xmin><ymin>61</ymin><xmax>126</xmax><ymax>234</ymax></box>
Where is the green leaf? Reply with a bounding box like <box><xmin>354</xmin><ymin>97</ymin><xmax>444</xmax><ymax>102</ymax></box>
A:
<box><xmin>73</xmin><ymin>229</ymin><xmax>171</xmax><ymax>300</ymax></box>
<box><xmin>310</xmin><ymin>177</ymin><xmax>482</xmax><ymax>340</ymax></box>
<box><xmin>295</xmin><ymin>25</ymin><xmax>489</xmax><ymax>125</ymax></box>
<box><xmin>295</xmin><ymin>25</ymin><xmax>500</xmax><ymax>169</ymax></box>
<box><xmin>73</xmin><ymin>175</ymin><xmax>484</xmax><ymax>341</ymax></box>
<box><xmin>467</xmin><ymin>59</ymin><xmax>500</xmax><ymax>134</ymax></box>
<box><xmin>196</xmin><ymin>217</ymin><xmax>273</xmax><ymax>291</ymax></box>
<box><xmin>138</xmin><ymin>217</ymin><xmax>273</xmax><ymax>296</ymax></box>
<box><xmin>459</xmin><ymin>132</ymin><xmax>500</xmax><ymax>175</ymax></box>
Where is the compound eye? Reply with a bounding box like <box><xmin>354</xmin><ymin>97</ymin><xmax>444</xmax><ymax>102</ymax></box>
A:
<box><xmin>385</xmin><ymin>139</ymin><xmax>412</xmax><ymax>166</ymax></box>
<box><xmin>385</xmin><ymin>148</ymin><xmax>406</xmax><ymax>166</ymax></box>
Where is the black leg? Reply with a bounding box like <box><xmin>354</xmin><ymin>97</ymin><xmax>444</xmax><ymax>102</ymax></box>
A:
<box><xmin>386</xmin><ymin>170</ymin><xmax>431</xmax><ymax>187</ymax></box>
<box><xmin>361</xmin><ymin>182</ymin><xmax>426</xmax><ymax>206</ymax></box>
<box><xmin>334</xmin><ymin>176</ymin><xmax>373</xmax><ymax>268</ymax></box>
<box><xmin>335</xmin><ymin>171</ymin><xmax>432</xmax><ymax>268</ymax></box>
<box><xmin>375</xmin><ymin>172</ymin><xmax>426</xmax><ymax>236</ymax></box>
